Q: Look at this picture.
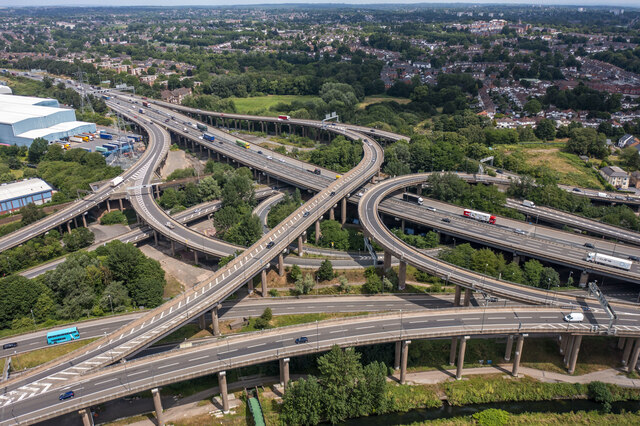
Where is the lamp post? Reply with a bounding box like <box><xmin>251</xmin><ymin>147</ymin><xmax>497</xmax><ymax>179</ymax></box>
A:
<box><xmin>108</xmin><ymin>294</ymin><xmax>114</xmax><ymax>315</ymax></box>
<box><xmin>30</xmin><ymin>309</ymin><xmax>36</xmax><ymax>327</ymax></box>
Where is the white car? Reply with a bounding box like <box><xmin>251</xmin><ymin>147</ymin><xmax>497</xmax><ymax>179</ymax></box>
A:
<box><xmin>267</xmin><ymin>156</ymin><xmax>273</xmax><ymax>160</ymax></box>
<box><xmin>279</xmin><ymin>158</ymin><xmax>285</xmax><ymax>163</ymax></box>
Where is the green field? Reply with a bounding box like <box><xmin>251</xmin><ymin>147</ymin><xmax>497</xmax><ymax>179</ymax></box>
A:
<box><xmin>229</xmin><ymin>95</ymin><xmax>318</xmax><ymax>115</ymax></box>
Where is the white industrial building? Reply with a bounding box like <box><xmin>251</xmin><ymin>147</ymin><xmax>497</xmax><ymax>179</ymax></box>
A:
<box><xmin>0</xmin><ymin>178</ymin><xmax>54</xmax><ymax>214</ymax></box>
<box><xmin>0</xmin><ymin>92</ymin><xmax>96</xmax><ymax>147</ymax></box>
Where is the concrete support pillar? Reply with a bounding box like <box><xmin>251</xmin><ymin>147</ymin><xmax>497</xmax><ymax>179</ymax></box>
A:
<box><xmin>341</xmin><ymin>197</ymin><xmax>347</xmax><ymax>225</ymax></box>
<box><xmin>463</xmin><ymin>288</ymin><xmax>472</xmax><ymax>307</ymax></box>
<box><xmin>398</xmin><ymin>261</ymin><xmax>407</xmax><ymax>290</ymax></box>
<box><xmin>298</xmin><ymin>235</ymin><xmax>304</xmax><ymax>256</ymax></box>
<box><xmin>211</xmin><ymin>306</ymin><xmax>220</xmax><ymax>336</ymax></box>
<box><xmin>560</xmin><ymin>334</ymin><xmax>569</xmax><ymax>355</ymax></box>
<box><xmin>329</xmin><ymin>207</ymin><xmax>335</xmax><ymax>221</ymax></box>
<box><xmin>73</xmin><ymin>216</ymin><xmax>78</xmax><ymax>228</ymax></box>
<box><xmin>151</xmin><ymin>388</ymin><xmax>165</xmax><ymax>426</ymax></box>
<box><xmin>512</xmin><ymin>334</ymin><xmax>525</xmax><ymax>377</ymax></box>
<box><xmin>119</xmin><ymin>198</ymin><xmax>124</xmax><ymax>211</ymax></box>
<box><xmin>218</xmin><ymin>371</ymin><xmax>229</xmax><ymax>413</ymax></box>
<box><xmin>627</xmin><ymin>339</ymin><xmax>640</xmax><ymax>372</ymax></box>
<box><xmin>106</xmin><ymin>200</ymin><xmax>111</xmax><ymax>212</ymax></box>
<box><xmin>513</xmin><ymin>254</ymin><xmax>521</xmax><ymax>265</ymax></box>
<box><xmin>261</xmin><ymin>269</ymin><xmax>268</xmax><ymax>297</ymax></box>
<box><xmin>194</xmin><ymin>250</ymin><xmax>198</xmax><ymax>265</ymax></box>
<box><xmin>78</xmin><ymin>408</ymin><xmax>92</xmax><ymax>426</ymax></box>
<box><xmin>394</xmin><ymin>341</ymin><xmax>401</xmax><ymax>370</ymax></box>
<box><xmin>170</xmin><ymin>241</ymin><xmax>175</xmax><ymax>256</ymax></box>
<box><xmin>456</xmin><ymin>336</ymin><xmax>469</xmax><ymax>380</ymax></box>
<box><xmin>198</xmin><ymin>313</ymin><xmax>206</xmax><ymax>330</ymax></box>
<box><xmin>278</xmin><ymin>253</ymin><xmax>285</xmax><ymax>277</ymax></box>
<box><xmin>383</xmin><ymin>251</ymin><xmax>392</xmax><ymax>272</ymax></box>
<box><xmin>247</xmin><ymin>279</ymin><xmax>254</xmax><ymax>293</ymax></box>
<box><xmin>449</xmin><ymin>337</ymin><xmax>458</xmax><ymax>365</ymax></box>
<box><xmin>567</xmin><ymin>335</ymin><xmax>583</xmax><ymax>374</ymax></box>
<box><xmin>281</xmin><ymin>358</ymin><xmax>290</xmax><ymax>390</ymax></box>
<box><xmin>504</xmin><ymin>335</ymin><xmax>514</xmax><ymax>361</ymax></box>
<box><xmin>67</xmin><ymin>221</ymin><xmax>72</xmax><ymax>233</ymax></box>
<box><xmin>563</xmin><ymin>335</ymin><xmax>575</xmax><ymax>366</ymax></box>
<box><xmin>153</xmin><ymin>230</ymin><xmax>158</xmax><ymax>246</ymax></box>
<box><xmin>315</xmin><ymin>220</ymin><xmax>321</xmax><ymax>243</ymax></box>
<box><xmin>618</xmin><ymin>337</ymin><xmax>627</xmax><ymax>350</ymax></box>
<box><xmin>400</xmin><ymin>340</ymin><xmax>411</xmax><ymax>384</ymax></box>
<box><xmin>454</xmin><ymin>285</ymin><xmax>462</xmax><ymax>307</ymax></box>
<box><xmin>622</xmin><ymin>337</ymin><xmax>635</xmax><ymax>366</ymax></box>
<box><xmin>579</xmin><ymin>271</ymin><xmax>589</xmax><ymax>286</ymax></box>
<box><xmin>401</xmin><ymin>219</ymin><xmax>405</xmax><ymax>233</ymax></box>
<box><xmin>82</xmin><ymin>214</ymin><xmax>87</xmax><ymax>227</ymax></box>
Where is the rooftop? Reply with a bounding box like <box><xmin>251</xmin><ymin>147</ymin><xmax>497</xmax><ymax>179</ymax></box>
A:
<box><xmin>18</xmin><ymin>121</ymin><xmax>94</xmax><ymax>139</ymax></box>
<box><xmin>0</xmin><ymin>178</ymin><xmax>53</xmax><ymax>202</ymax></box>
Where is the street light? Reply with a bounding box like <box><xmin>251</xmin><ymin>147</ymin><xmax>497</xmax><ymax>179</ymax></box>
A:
<box><xmin>30</xmin><ymin>309</ymin><xmax>36</xmax><ymax>327</ymax></box>
<box><xmin>107</xmin><ymin>294</ymin><xmax>114</xmax><ymax>315</ymax></box>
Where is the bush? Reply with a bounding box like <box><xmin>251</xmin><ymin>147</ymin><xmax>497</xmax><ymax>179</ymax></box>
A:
<box><xmin>268</xmin><ymin>289</ymin><xmax>279</xmax><ymax>297</ymax></box>
<box><xmin>589</xmin><ymin>381</ymin><xmax>613</xmax><ymax>404</ymax></box>
<box><xmin>261</xmin><ymin>307</ymin><xmax>273</xmax><ymax>321</ymax></box>
<box><xmin>473</xmin><ymin>409</ymin><xmax>510</xmax><ymax>426</ymax></box>
<box><xmin>100</xmin><ymin>210</ymin><xmax>128</xmax><ymax>225</ymax></box>
<box><xmin>317</xmin><ymin>259</ymin><xmax>334</xmax><ymax>281</ymax></box>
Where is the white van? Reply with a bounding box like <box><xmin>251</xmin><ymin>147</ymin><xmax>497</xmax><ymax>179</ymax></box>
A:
<box><xmin>564</xmin><ymin>312</ymin><xmax>584</xmax><ymax>323</ymax></box>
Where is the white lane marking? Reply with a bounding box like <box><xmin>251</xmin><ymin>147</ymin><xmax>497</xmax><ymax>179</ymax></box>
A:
<box><xmin>128</xmin><ymin>370</ymin><xmax>148</xmax><ymax>377</ymax></box>
<box><xmin>158</xmin><ymin>362</ymin><xmax>180</xmax><ymax>370</ymax></box>
<box><xmin>95</xmin><ymin>378</ymin><xmax>118</xmax><ymax>386</ymax></box>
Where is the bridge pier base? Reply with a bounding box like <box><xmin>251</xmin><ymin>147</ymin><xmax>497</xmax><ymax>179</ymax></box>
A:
<box><xmin>579</xmin><ymin>271</ymin><xmax>589</xmax><ymax>286</ymax></box>
<box><xmin>512</xmin><ymin>334</ymin><xmax>525</xmax><ymax>377</ymax></box>
<box><xmin>151</xmin><ymin>388</ymin><xmax>165</xmax><ymax>426</ymax></box>
<box><xmin>218</xmin><ymin>371</ymin><xmax>229</xmax><ymax>413</ymax></box>
<box><xmin>383</xmin><ymin>251</ymin><xmax>392</xmax><ymax>272</ymax></box>
<box><xmin>449</xmin><ymin>337</ymin><xmax>458</xmax><ymax>365</ymax></box>
<box><xmin>456</xmin><ymin>336</ymin><xmax>469</xmax><ymax>380</ymax></box>
<box><xmin>280</xmin><ymin>357</ymin><xmax>290</xmax><ymax>390</ymax></box>
<box><xmin>78</xmin><ymin>408</ymin><xmax>93</xmax><ymax>426</ymax></box>
<box><xmin>567</xmin><ymin>335</ymin><xmax>582</xmax><ymax>374</ymax></box>
<box><xmin>504</xmin><ymin>335</ymin><xmax>514</xmax><ymax>361</ymax></box>
<box><xmin>211</xmin><ymin>306</ymin><xmax>220</xmax><ymax>336</ymax></box>
<box><xmin>400</xmin><ymin>340</ymin><xmax>411</xmax><ymax>384</ymax></box>
<box><xmin>463</xmin><ymin>288</ymin><xmax>472</xmax><ymax>306</ymax></box>
<box><xmin>622</xmin><ymin>337</ymin><xmax>634</xmax><ymax>366</ymax></box>
<box><xmin>341</xmin><ymin>198</ymin><xmax>347</xmax><ymax>225</ymax></box>
<box><xmin>261</xmin><ymin>269</ymin><xmax>268</xmax><ymax>297</ymax></box>
<box><xmin>315</xmin><ymin>220</ymin><xmax>321</xmax><ymax>243</ymax></box>
<box><xmin>298</xmin><ymin>235</ymin><xmax>304</xmax><ymax>256</ymax></box>
<box><xmin>454</xmin><ymin>285</ymin><xmax>462</xmax><ymax>306</ymax></box>
<box><xmin>278</xmin><ymin>253</ymin><xmax>285</xmax><ymax>277</ymax></box>
<box><xmin>394</xmin><ymin>341</ymin><xmax>401</xmax><ymax>370</ymax></box>
<box><xmin>398</xmin><ymin>261</ymin><xmax>407</xmax><ymax>290</ymax></box>
<box><xmin>627</xmin><ymin>339</ymin><xmax>640</xmax><ymax>372</ymax></box>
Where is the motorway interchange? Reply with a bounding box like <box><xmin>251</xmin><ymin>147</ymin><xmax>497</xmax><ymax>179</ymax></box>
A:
<box><xmin>1</xmin><ymin>86</ymin><xmax>640</xmax><ymax>425</ymax></box>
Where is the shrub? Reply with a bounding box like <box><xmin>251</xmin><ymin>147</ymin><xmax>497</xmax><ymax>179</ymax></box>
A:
<box><xmin>473</xmin><ymin>409</ymin><xmax>510</xmax><ymax>426</ymax></box>
<box><xmin>100</xmin><ymin>210</ymin><xmax>128</xmax><ymax>225</ymax></box>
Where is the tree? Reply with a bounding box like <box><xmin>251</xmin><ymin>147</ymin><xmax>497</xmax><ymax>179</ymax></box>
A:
<box><xmin>290</xmin><ymin>264</ymin><xmax>302</xmax><ymax>282</ymax></box>
<box><xmin>363</xmin><ymin>273</ymin><xmax>383</xmax><ymax>294</ymax></box>
<box><xmin>33</xmin><ymin>293</ymin><xmax>55</xmax><ymax>322</ymax></box>
<box><xmin>0</xmin><ymin>275</ymin><xmax>47</xmax><ymax>328</ymax></box>
<box><xmin>317</xmin><ymin>259</ymin><xmax>334</xmax><ymax>282</ymax></box>
<box><xmin>20</xmin><ymin>203</ymin><xmax>45</xmax><ymax>226</ymax></box>
<box><xmin>523</xmin><ymin>259</ymin><xmax>544</xmax><ymax>287</ymax></box>
<box><xmin>523</xmin><ymin>99</ymin><xmax>542</xmax><ymax>115</ymax></box>
<box><xmin>281</xmin><ymin>376</ymin><xmax>324</xmax><ymax>425</ymax></box>
<box><xmin>28</xmin><ymin>138</ymin><xmax>48</xmax><ymax>163</ymax></box>
<box><xmin>540</xmin><ymin>267</ymin><xmax>560</xmax><ymax>288</ymax></box>
<box><xmin>62</xmin><ymin>227</ymin><xmax>95</xmax><ymax>251</ymax></box>
<box><xmin>197</xmin><ymin>176</ymin><xmax>221</xmax><ymax>201</ymax></box>
<box><xmin>99</xmin><ymin>281</ymin><xmax>131</xmax><ymax>313</ymax></box>
<box><xmin>295</xmin><ymin>273</ymin><xmax>315</xmax><ymax>295</ymax></box>
<box><xmin>318</xmin><ymin>220</ymin><xmax>349</xmax><ymax>250</ymax></box>
<box><xmin>620</xmin><ymin>146</ymin><xmax>640</xmax><ymax>170</ymax></box>
<box><xmin>261</xmin><ymin>307</ymin><xmax>272</xmax><ymax>322</ymax></box>
<box><xmin>318</xmin><ymin>346</ymin><xmax>364</xmax><ymax>423</ymax></box>
<box><xmin>502</xmin><ymin>262</ymin><xmax>524</xmax><ymax>284</ymax></box>
<box><xmin>566</xmin><ymin>128</ymin><xmax>608</xmax><ymax>158</ymax></box>
<box><xmin>338</xmin><ymin>275</ymin><xmax>351</xmax><ymax>293</ymax></box>
<box><xmin>534</xmin><ymin>118</ymin><xmax>556</xmax><ymax>141</ymax></box>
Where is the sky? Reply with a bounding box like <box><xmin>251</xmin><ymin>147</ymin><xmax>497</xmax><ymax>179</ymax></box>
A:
<box><xmin>1</xmin><ymin>0</ymin><xmax>638</xmax><ymax>7</ymax></box>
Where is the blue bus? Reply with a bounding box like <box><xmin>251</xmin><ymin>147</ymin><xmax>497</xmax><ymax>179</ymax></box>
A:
<box><xmin>46</xmin><ymin>327</ymin><xmax>80</xmax><ymax>345</ymax></box>
<box><xmin>203</xmin><ymin>132</ymin><xmax>215</xmax><ymax>142</ymax></box>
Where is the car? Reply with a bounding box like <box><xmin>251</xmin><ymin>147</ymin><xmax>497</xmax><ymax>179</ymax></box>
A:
<box><xmin>514</xmin><ymin>229</ymin><xmax>526</xmax><ymax>235</ymax></box>
<box><xmin>183</xmin><ymin>127</ymin><xmax>188</xmax><ymax>132</ymax></box>
<box><xmin>164</xmin><ymin>118</ymin><xmax>170</xmax><ymax>123</ymax></box>
<box><xmin>295</xmin><ymin>337</ymin><xmax>308</xmax><ymax>344</ymax></box>
<box><xmin>2</xmin><ymin>342</ymin><xmax>17</xmax><ymax>350</ymax></box>
<box><xmin>357</xmin><ymin>192</ymin><xmax>364</xmax><ymax>197</ymax></box>
<box><xmin>303</xmin><ymin>211</ymin><xmax>310</xmax><ymax>217</ymax></box>
<box><xmin>267</xmin><ymin>155</ymin><xmax>273</xmax><ymax>160</ymax></box>
<box><xmin>564</xmin><ymin>313</ymin><xmax>584</xmax><ymax>323</ymax></box>
<box><xmin>370</xmin><ymin>129</ymin><xmax>376</xmax><ymax>133</ymax></box>
<box><xmin>572</xmin><ymin>188</ymin><xmax>581</xmax><ymax>192</ymax></box>
<box><xmin>59</xmin><ymin>391</ymin><xmax>75</xmax><ymax>401</ymax></box>
<box><xmin>496</xmin><ymin>169</ymin><xmax>504</xmax><ymax>174</ymax></box>
<box><xmin>426</xmin><ymin>206</ymin><xmax>436</xmax><ymax>212</ymax></box>
<box><xmin>581</xmin><ymin>306</ymin><xmax>592</xmax><ymax>312</ymax></box>
<box><xmin>257</xmin><ymin>150</ymin><xmax>263</xmax><ymax>155</ymax></box>
<box><xmin>583</xmin><ymin>242</ymin><xmax>595</xmax><ymax>249</ymax></box>
<box><xmin>279</xmin><ymin>158</ymin><xmax>285</xmax><ymax>163</ymax></box>
<box><xmin>165</xmin><ymin>222</ymin><xmax>175</xmax><ymax>230</ymax></box>
<box><xmin>330</xmin><ymin>191</ymin><xmax>336</xmax><ymax>196</ymax></box>
<box><xmin>441</xmin><ymin>218</ymin><xmax>451</xmax><ymax>223</ymax></box>
<box><xmin>615</xmin><ymin>195</ymin><xmax>624</xmax><ymax>200</ymax></box>
<box><xmin>629</xmin><ymin>255</ymin><xmax>640</xmax><ymax>262</ymax></box>
<box><xmin>487</xmin><ymin>297</ymin><xmax>499</xmax><ymax>302</ymax></box>
<box><xmin>266</xmin><ymin>241</ymin><xmax>275</xmax><ymax>249</ymax></box>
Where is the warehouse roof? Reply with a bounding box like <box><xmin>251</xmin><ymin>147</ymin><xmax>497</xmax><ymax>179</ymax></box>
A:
<box><xmin>0</xmin><ymin>103</ymin><xmax>67</xmax><ymax>126</ymax></box>
<box><xmin>0</xmin><ymin>93</ymin><xmax>58</xmax><ymax>107</ymax></box>
<box><xmin>0</xmin><ymin>178</ymin><xmax>53</xmax><ymax>202</ymax></box>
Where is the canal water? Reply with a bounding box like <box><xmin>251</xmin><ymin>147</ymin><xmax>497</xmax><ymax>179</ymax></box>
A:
<box><xmin>341</xmin><ymin>399</ymin><xmax>640</xmax><ymax>425</ymax></box>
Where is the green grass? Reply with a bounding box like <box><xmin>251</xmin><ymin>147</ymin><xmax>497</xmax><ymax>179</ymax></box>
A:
<box><xmin>0</xmin><ymin>358</ymin><xmax>5</xmax><ymax>375</ymax></box>
<box><xmin>426</xmin><ymin>410</ymin><xmax>640</xmax><ymax>425</ymax></box>
<box><xmin>10</xmin><ymin>338</ymin><xmax>98</xmax><ymax>371</ymax></box>
<box><xmin>229</xmin><ymin>95</ymin><xmax>318</xmax><ymax>115</ymax></box>
<box><xmin>386</xmin><ymin>383</ymin><xmax>442</xmax><ymax>411</ymax></box>
<box><xmin>240</xmin><ymin>312</ymin><xmax>369</xmax><ymax>333</ymax></box>
<box><xmin>357</xmin><ymin>95</ymin><xmax>411</xmax><ymax>109</ymax></box>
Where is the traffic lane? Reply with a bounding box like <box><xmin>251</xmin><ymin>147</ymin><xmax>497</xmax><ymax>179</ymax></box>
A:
<box><xmin>4</xmin><ymin>308</ymin><xmax>614</xmax><ymax>422</ymax></box>
<box><xmin>383</xmin><ymin>199</ymin><xmax>640</xmax><ymax>273</ymax></box>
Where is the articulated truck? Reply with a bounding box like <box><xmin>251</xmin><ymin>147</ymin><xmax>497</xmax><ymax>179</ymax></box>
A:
<box><xmin>463</xmin><ymin>209</ymin><xmax>497</xmax><ymax>224</ymax></box>
<box><xmin>402</xmin><ymin>192</ymin><xmax>423</xmax><ymax>205</ymax></box>
<box><xmin>585</xmin><ymin>252</ymin><xmax>632</xmax><ymax>271</ymax></box>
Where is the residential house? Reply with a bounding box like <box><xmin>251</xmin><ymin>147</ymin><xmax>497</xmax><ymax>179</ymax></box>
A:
<box><xmin>599</xmin><ymin>165</ymin><xmax>630</xmax><ymax>189</ymax></box>
<box><xmin>618</xmin><ymin>134</ymin><xmax>640</xmax><ymax>148</ymax></box>
<box><xmin>160</xmin><ymin>87</ymin><xmax>192</xmax><ymax>104</ymax></box>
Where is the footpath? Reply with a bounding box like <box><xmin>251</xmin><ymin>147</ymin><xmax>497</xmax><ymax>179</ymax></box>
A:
<box><xmin>105</xmin><ymin>365</ymin><xmax>640</xmax><ymax>425</ymax></box>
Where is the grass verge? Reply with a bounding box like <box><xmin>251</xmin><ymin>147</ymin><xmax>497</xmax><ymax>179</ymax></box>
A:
<box><xmin>10</xmin><ymin>338</ymin><xmax>98</xmax><ymax>372</ymax></box>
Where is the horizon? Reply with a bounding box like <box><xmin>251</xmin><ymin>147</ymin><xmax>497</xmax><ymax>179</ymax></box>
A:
<box><xmin>2</xmin><ymin>1</ymin><xmax>639</xmax><ymax>9</ymax></box>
